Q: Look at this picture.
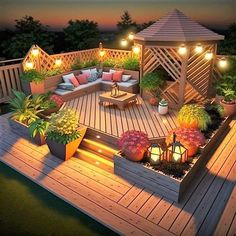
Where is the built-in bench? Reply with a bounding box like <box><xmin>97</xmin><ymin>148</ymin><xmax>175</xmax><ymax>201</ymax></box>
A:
<box><xmin>45</xmin><ymin>68</ymin><xmax>139</xmax><ymax>102</ymax></box>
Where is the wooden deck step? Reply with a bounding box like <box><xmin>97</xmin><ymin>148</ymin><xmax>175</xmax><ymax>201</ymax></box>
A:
<box><xmin>75</xmin><ymin>148</ymin><xmax>114</xmax><ymax>173</ymax></box>
<box><xmin>80</xmin><ymin>138</ymin><xmax>118</xmax><ymax>159</ymax></box>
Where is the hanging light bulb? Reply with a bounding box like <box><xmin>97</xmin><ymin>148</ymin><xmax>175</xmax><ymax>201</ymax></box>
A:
<box><xmin>25</xmin><ymin>61</ymin><xmax>34</xmax><ymax>70</ymax></box>
<box><xmin>178</xmin><ymin>44</ymin><xmax>187</xmax><ymax>55</ymax></box>
<box><xmin>31</xmin><ymin>46</ymin><xmax>39</xmax><ymax>57</ymax></box>
<box><xmin>120</xmin><ymin>39</ymin><xmax>128</xmax><ymax>47</ymax></box>
<box><xmin>218</xmin><ymin>57</ymin><xmax>227</xmax><ymax>68</ymax></box>
<box><xmin>132</xmin><ymin>46</ymin><xmax>140</xmax><ymax>54</ymax></box>
<box><xmin>55</xmin><ymin>58</ymin><xmax>62</xmax><ymax>67</ymax></box>
<box><xmin>205</xmin><ymin>51</ymin><xmax>213</xmax><ymax>60</ymax></box>
<box><xmin>195</xmin><ymin>44</ymin><xmax>203</xmax><ymax>54</ymax></box>
<box><xmin>128</xmin><ymin>32</ymin><xmax>134</xmax><ymax>40</ymax></box>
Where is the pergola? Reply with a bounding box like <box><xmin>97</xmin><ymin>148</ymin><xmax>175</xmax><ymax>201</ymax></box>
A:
<box><xmin>134</xmin><ymin>9</ymin><xmax>224</xmax><ymax>108</ymax></box>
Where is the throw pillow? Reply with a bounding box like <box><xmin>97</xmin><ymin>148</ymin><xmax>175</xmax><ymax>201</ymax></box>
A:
<box><xmin>62</xmin><ymin>73</ymin><xmax>75</xmax><ymax>83</ymax></box>
<box><xmin>88</xmin><ymin>73</ymin><xmax>98</xmax><ymax>82</ymax></box>
<box><xmin>122</xmin><ymin>74</ymin><xmax>132</xmax><ymax>82</ymax></box>
<box><xmin>90</xmin><ymin>68</ymin><xmax>97</xmax><ymax>75</ymax></box>
<box><xmin>81</xmin><ymin>69</ymin><xmax>91</xmax><ymax>78</ymax></box>
<box><xmin>70</xmin><ymin>76</ymin><xmax>80</xmax><ymax>87</ymax></box>
<box><xmin>58</xmin><ymin>83</ymin><xmax>75</xmax><ymax>91</ymax></box>
<box><xmin>109</xmin><ymin>69</ymin><xmax>116</xmax><ymax>73</ymax></box>
<box><xmin>76</xmin><ymin>74</ymin><xmax>88</xmax><ymax>84</ymax></box>
<box><xmin>102</xmin><ymin>72</ymin><xmax>113</xmax><ymax>81</ymax></box>
<box><xmin>113</xmin><ymin>70</ymin><xmax>123</xmax><ymax>82</ymax></box>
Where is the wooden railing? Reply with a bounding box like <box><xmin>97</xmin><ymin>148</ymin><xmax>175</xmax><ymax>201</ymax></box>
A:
<box><xmin>0</xmin><ymin>63</ymin><xmax>23</xmax><ymax>103</ymax></box>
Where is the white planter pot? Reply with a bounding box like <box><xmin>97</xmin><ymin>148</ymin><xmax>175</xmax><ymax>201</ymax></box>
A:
<box><xmin>158</xmin><ymin>105</ymin><xmax>168</xmax><ymax>115</ymax></box>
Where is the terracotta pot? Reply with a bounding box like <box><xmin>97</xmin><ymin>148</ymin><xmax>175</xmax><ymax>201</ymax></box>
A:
<box><xmin>41</xmin><ymin>106</ymin><xmax>60</xmax><ymax>116</ymax></box>
<box><xmin>123</xmin><ymin>148</ymin><xmax>145</xmax><ymax>162</ymax></box>
<box><xmin>22</xmin><ymin>81</ymin><xmax>45</xmax><ymax>95</ymax></box>
<box><xmin>46</xmin><ymin>126</ymin><xmax>87</xmax><ymax>161</ymax></box>
<box><xmin>220</xmin><ymin>100</ymin><xmax>236</xmax><ymax>117</ymax></box>
<box><xmin>149</xmin><ymin>97</ymin><xmax>158</xmax><ymax>106</ymax></box>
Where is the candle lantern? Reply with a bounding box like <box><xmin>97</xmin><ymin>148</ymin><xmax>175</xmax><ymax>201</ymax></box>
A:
<box><xmin>148</xmin><ymin>143</ymin><xmax>164</xmax><ymax>165</ymax></box>
<box><xmin>167</xmin><ymin>133</ymin><xmax>188</xmax><ymax>163</ymax></box>
<box><xmin>110</xmin><ymin>81</ymin><xmax>119</xmax><ymax>97</ymax></box>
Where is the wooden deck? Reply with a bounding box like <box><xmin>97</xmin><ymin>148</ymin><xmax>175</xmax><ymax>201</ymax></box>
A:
<box><xmin>0</xmin><ymin>114</ymin><xmax>235</xmax><ymax>235</ymax></box>
<box><xmin>63</xmin><ymin>91</ymin><xmax>178</xmax><ymax>139</ymax></box>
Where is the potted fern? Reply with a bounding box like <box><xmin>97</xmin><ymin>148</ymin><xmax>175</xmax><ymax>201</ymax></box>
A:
<box><xmin>21</xmin><ymin>69</ymin><xmax>46</xmax><ymax>95</ymax></box>
<box><xmin>46</xmin><ymin>109</ymin><xmax>87</xmax><ymax>161</ymax></box>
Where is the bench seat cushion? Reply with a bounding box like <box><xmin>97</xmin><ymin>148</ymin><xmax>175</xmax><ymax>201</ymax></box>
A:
<box><xmin>101</xmin><ymin>79</ymin><xmax>138</xmax><ymax>88</ymax></box>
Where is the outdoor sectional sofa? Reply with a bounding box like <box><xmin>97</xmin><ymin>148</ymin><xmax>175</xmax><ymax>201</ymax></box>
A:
<box><xmin>44</xmin><ymin>68</ymin><xmax>139</xmax><ymax>102</ymax></box>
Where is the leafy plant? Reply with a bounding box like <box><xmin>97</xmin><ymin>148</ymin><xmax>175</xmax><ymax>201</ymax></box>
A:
<box><xmin>80</xmin><ymin>59</ymin><xmax>98</xmax><ymax>68</ymax></box>
<box><xmin>42</xmin><ymin>69</ymin><xmax>62</xmax><ymax>77</ymax></box>
<box><xmin>20</xmin><ymin>69</ymin><xmax>45</xmax><ymax>83</ymax></box>
<box><xmin>9</xmin><ymin>90</ymin><xmax>43</xmax><ymax>125</ymax></box>
<box><xmin>71</xmin><ymin>57</ymin><xmax>82</xmax><ymax>70</ymax></box>
<box><xmin>177</xmin><ymin>104</ymin><xmax>212</xmax><ymax>131</ymax></box>
<box><xmin>140</xmin><ymin>71</ymin><xmax>166</xmax><ymax>98</ymax></box>
<box><xmin>102</xmin><ymin>58</ymin><xmax>116</xmax><ymax>68</ymax></box>
<box><xmin>29</xmin><ymin>119</ymin><xmax>49</xmax><ymax>138</ymax></box>
<box><xmin>117</xmin><ymin>130</ymin><xmax>150</xmax><ymax>154</ymax></box>
<box><xmin>122</xmin><ymin>57</ymin><xmax>139</xmax><ymax>71</ymax></box>
<box><xmin>47</xmin><ymin>109</ymin><xmax>80</xmax><ymax>144</ymax></box>
<box><xmin>204</xmin><ymin>102</ymin><xmax>224</xmax><ymax>118</ymax></box>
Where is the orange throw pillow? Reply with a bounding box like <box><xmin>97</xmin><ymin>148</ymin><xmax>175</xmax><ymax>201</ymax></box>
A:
<box><xmin>76</xmin><ymin>74</ymin><xmax>88</xmax><ymax>84</ymax></box>
<box><xmin>70</xmin><ymin>76</ymin><xmax>80</xmax><ymax>87</ymax></box>
<box><xmin>113</xmin><ymin>70</ymin><xmax>123</xmax><ymax>82</ymax></box>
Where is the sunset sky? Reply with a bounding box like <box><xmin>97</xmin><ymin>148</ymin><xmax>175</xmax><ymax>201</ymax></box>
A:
<box><xmin>1</xmin><ymin>0</ymin><xmax>236</xmax><ymax>31</ymax></box>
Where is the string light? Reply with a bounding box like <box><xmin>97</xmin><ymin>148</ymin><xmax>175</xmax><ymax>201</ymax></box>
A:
<box><xmin>178</xmin><ymin>44</ymin><xmax>187</xmax><ymax>55</ymax></box>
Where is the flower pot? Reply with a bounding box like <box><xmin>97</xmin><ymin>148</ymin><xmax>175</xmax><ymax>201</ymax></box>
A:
<box><xmin>41</xmin><ymin>106</ymin><xmax>61</xmax><ymax>116</ymax></box>
<box><xmin>123</xmin><ymin>148</ymin><xmax>145</xmax><ymax>162</ymax></box>
<box><xmin>8</xmin><ymin>118</ymin><xmax>45</xmax><ymax>145</ymax></box>
<box><xmin>46</xmin><ymin>126</ymin><xmax>87</xmax><ymax>161</ymax></box>
<box><xmin>158</xmin><ymin>100</ymin><xmax>168</xmax><ymax>115</ymax></box>
<box><xmin>22</xmin><ymin>81</ymin><xmax>45</xmax><ymax>95</ymax></box>
<box><xmin>220</xmin><ymin>100</ymin><xmax>236</xmax><ymax>117</ymax></box>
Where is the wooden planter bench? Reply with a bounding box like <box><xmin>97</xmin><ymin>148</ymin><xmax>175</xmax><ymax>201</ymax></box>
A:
<box><xmin>114</xmin><ymin>116</ymin><xmax>231</xmax><ymax>202</ymax></box>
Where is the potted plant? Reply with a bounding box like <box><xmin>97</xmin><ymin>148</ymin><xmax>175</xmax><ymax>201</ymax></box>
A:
<box><xmin>117</xmin><ymin>130</ymin><xmax>150</xmax><ymax>162</ymax></box>
<box><xmin>158</xmin><ymin>99</ymin><xmax>168</xmax><ymax>115</ymax></box>
<box><xmin>28</xmin><ymin>119</ymin><xmax>49</xmax><ymax>145</ymax></box>
<box><xmin>8</xmin><ymin>90</ymin><xmax>44</xmax><ymax>139</ymax></box>
<box><xmin>46</xmin><ymin>109</ymin><xmax>87</xmax><ymax>161</ymax></box>
<box><xmin>20</xmin><ymin>69</ymin><xmax>46</xmax><ymax>95</ymax></box>
<box><xmin>140</xmin><ymin>71</ymin><xmax>166</xmax><ymax>105</ymax></box>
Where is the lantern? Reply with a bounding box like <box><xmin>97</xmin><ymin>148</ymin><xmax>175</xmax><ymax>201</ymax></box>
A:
<box><xmin>218</xmin><ymin>57</ymin><xmax>227</xmax><ymax>68</ymax></box>
<box><xmin>110</xmin><ymin>82</ymin><xmax>119</xmax><ymax>97</ymax></box>
<box><xmin>120</xmin><ymin>39</ymin><xmax>128</xmax><ymax>47</ymax></box>
<box><xmin>195</xmin><ymin>44</ymin><xmax>203</xmax><ymax>54</ymax></box>
<box><xmin>99</xmin><ymin>50</ymin><xmax>105</xmax><ymax>57</ymax></box>
<box><xmin>128</xmin><ymin>32</ymin><xmax>134</xmax><ymax>40</ymax></box>
<box><xmin>167</xmin><ymin>133</ymin><xmax>188</xmax><ymax>163</ymax></box>
<box><xmin>55</xmin><ymin>58</ymin><xmax>62</xmax><ymax>67</ymax></box>
<box><xmin>31</xmin><ymin>46</ymin><xmax>39</xmax><ymax>57</ymax></box>
<box><xmin>205</xmin><ymin>51</ymin><xmax>213</xmax><ymax>60</ymax></box>
<box><xmin>25</xmin><ymin>61</ymin><xmax>34</xmax><ymax>70</ymax></box>
<box><xmin>148</xmin><ymin>143</ymin><xmax>164</xmax><ymax>165</ymax></box>
<box><xmin>178</xmin><ymin>44</ymin><xmax>187</xmax><ymax>55</ymax></box>
<box><xmin>132</xmin><ymin>46</ymin><xmax>140</xmax><ymax>54</ymax></box>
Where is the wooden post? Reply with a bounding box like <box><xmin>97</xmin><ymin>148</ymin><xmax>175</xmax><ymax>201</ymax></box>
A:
<box><xmin>178</xmin><ymin>48</ymin><xmax>190</xmax><ymax>108</ymax></box>
<box><xmin>140</xmin><ymin>44</ymin><xmax>145</xmax><ymax>96</ymax></box>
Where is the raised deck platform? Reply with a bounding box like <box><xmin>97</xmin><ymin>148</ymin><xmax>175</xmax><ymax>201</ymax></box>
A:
<box><xmin>0</xmin><ymin>114</ymin><xmax>235</xmax><ymax>235</ymax></box>
<box><xmin>62</xmin><ymin>91</ymin><xmax>178</xmax><ymax>143</ymax></box>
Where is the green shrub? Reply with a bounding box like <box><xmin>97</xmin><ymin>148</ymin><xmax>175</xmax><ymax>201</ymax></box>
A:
<box><xmin>80</xmin><ymin>59</ymin><xmax>98</xmax><ymax>68</ymax></box>
<box><xmin>177</xmin><ymin>104</ymin><xmax>211</xmax><ymax>131</ymax></box>
<box><xmin>71</xmin><ymin>57</ymin><xmax>82</xmax><ymax>70</ymax></box>
<box><xmin>47</xmin><ymin>109</ymin><xmax>80</xmax><ymax>144</ymax></box>
<box><xmin>122</xmin><ymin>57</ymin><xmax>139</xmax><ymax>71</ymax></box>
<box><xmin>102</xmin><ymin>58</ymin><xmax>116</xmax><ymax>68</ymax></box>
<box><xmin>29</xmin><ymin>119</ymin><xmax>49</xmax><ymax>138</ymax></box>
<box><xmin>20</xmin><ymin>69</ymin><xmax>45</xmax><ymax>83</ymax></box>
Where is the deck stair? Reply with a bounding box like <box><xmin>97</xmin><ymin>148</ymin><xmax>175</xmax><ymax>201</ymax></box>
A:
<box><xmin>75</xmin><ymin>138</ymin><xmax>118</xmax><ymax>173</ymax></box>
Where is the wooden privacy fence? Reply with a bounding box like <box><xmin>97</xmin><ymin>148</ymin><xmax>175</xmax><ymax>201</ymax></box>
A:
<box><xmin>0</xmin><ymin>63</ymin><xmax>22</xmax><ymax>103</ymax></box>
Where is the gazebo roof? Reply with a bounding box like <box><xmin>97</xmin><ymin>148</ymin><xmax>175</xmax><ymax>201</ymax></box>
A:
<box><xmin>134</xmin><ymin>9</ymin><xmax>224</xmax><ymax>42</ymax></box>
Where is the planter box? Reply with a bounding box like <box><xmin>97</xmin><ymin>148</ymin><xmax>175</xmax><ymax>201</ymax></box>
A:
<box><xmin>46</xmin><ymin>125</ymin><xmax>87</xmax><ymax>161</ymax></box>
<box><xmin>21</xmin><ymin>81</ymin><xmax>45</xmax><ymax>95</ymax></box>
<box><xmin>114</xmin><ymin>116</ymin><xmax>231</xmax><ymax>202</ymax></box>
<box><xmin>8</xmin><ymin>119</ymin><xmax>46</xmax><ymax>146</ymax></box>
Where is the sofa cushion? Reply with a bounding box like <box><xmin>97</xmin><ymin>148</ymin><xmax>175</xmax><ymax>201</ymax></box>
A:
<box><xmin>101</xmin><ymin>79</ymin><xmax>138</xmax><ymax>88</ymax></box>
<box><xmin>122</xmin><ymin>74</ymin><xmax>132</xmax><ymax>82</ymax></box>
<box><xmin>76</xmin><ymin>74</ymin><xmax>88</xmax><ymax>84</ymax></box>
<box><xmin>58</xmin><ymin>83</ymin><xmax>75</xmax><ymax>91</ymax></box>
<box><xmin>62</xmin><ymin>73</ymin><xmax>75</xmax><ymax>83</ymax></box>
<box><xmin>88</xmin><ymin>73</ymin><xmax>98</xmax><ymax>82</ymax></box>
<box><xmin>102</xmin><ymin>72</ymin><xmax>113</xmax><ymax>81</ymax></box>
<box><xmin>113</xmin><ymin>70</ymin><xmax>123</xmax><ymax>82</ymax></box>
<box><xmin>109</xmin><ymin>69</ymin><xmax>116</xmax><ymax>73</ymax></box>
<box><xmin>70</xmin><ymin>76</ymin><xmax>80</xmax><ymax>87</ymax></box>
<box><xmin>90</xmin><ymin>68</ymin><xmax>97</xmax><ymax>75</ymax></box>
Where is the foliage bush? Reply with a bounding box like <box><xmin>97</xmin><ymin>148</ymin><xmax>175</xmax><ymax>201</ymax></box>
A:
<box><xmin>9</xmin><ymin>90</ymin><xmax>43</xmax><ymax>125</ymax></box>
<box><xmin>20</xmin><ymin>69</ymin><xmax>45</xmax><ymax>83</ymax></box>
<box><xmin>47</xmin><ymin>109</ymin><xmax>80</xmax><ymax>144</ymax></box>
<box><xmin>177</xmin><ymin>104</ymin><xmax>211</xmax><ymax>131</ymax></box>
<box><xmin>140</xmin><ymin>71</ymin><xmax>166</xmax><ymax>97</ymax></box>
<box><xmin>29</xmin><ymin>119</ymin><xmax>49</xmax><ymax>138</ymax></box>
<box><xmin>122</xmin><ymin>57</ymin><xmax>139</xmax><ymax>71</ymax></box>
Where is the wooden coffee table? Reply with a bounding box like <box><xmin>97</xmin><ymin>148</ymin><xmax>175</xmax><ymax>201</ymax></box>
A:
<box><xmin>99</xmin><ymin>91</ymin><xmax>137</xmax><ymax>110</ymax></box>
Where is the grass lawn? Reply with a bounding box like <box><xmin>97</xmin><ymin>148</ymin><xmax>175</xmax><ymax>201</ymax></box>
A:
<box><xmin>0</xmin><ymin>162</ymin><xmax>117</xmax><ymax>236</ymax></box>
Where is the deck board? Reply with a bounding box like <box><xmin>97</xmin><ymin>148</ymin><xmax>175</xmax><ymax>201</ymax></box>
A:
<box><xmin>63</xmin><ymin>92</ymin><xmax>178</xmax><ymax>139</ymax></box>
<box><xmin>0</xmin><ymin>114</ymin><xmax>235</xmax><ymax>235</ymax></box>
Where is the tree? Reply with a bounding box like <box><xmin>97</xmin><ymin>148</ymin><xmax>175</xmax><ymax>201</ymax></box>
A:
<box><xmin>117</xmin><ymin>11</ymin><xmax>137</xmax><ymax>34</ymax></box>
<box><xmin>1</xmin><ymin>16</ymin><xmax>54</xmax><ymax>59</ymax></box>
<box><xmin>63</xmin><ymin>19</ymin><xmax>100</xmax><ymax>51</ymax></box>
<box><xmin>137</xmin><ymin>21</ymin><xmax>155</xmax><ymax>31</ymax></box>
